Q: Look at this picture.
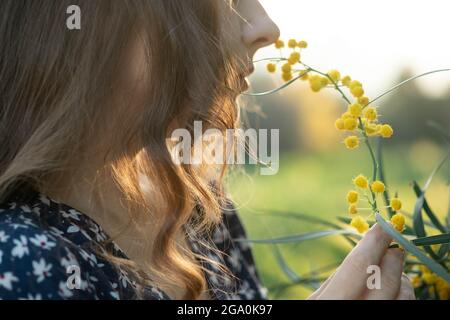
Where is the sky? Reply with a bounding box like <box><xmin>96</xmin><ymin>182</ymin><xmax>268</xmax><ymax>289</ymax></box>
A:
<box><xmin>255</xmin><ymin>0</ymin><xmax>450</xmax><ymax>98</ymax></box>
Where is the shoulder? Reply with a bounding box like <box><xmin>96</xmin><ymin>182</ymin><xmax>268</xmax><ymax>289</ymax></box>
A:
<box><xmin>0</xmin><ymin>208</ymin><xmax>106</xmax><ymax>299</ymax></box>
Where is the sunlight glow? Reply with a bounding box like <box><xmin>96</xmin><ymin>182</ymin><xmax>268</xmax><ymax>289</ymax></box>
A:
<box><xmin>258</xmin><ymin>0</ymin><xmax>450</xmax><ymax>97</ymax></box>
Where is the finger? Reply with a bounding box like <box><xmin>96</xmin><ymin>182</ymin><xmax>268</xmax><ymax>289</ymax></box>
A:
<box><xmin>364</xmin><ymin>248</ymin><xmax>404</xmax><ymax>299</ymax></box>
<box><xmin>307</xmin><ymin>270</ymin><xmax>336</xmax><ymax>299</ymax></box>
<box><xmin>317</xmin><ymin>224</ymin><xmax>392</xmax><ymax>299</ymax></box>
<box><xmin>396</xmin><ymin>274</ymin><xmax>416</xmax><ymax>300</ymax></box>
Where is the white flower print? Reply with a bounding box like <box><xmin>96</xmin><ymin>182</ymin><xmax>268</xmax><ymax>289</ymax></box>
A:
<box><xmin>0</xmin><ymin>231</ymin><xmax>10</xmax><ymax>243</ymax></box>
<box><xmin>29</xmin><ymin>234</ymin><xmax>56</xmax><ymax>250</ymax></box>
<box><xmin>32</xmin><ymin>258</ymin><xmax>53</xmax><ymax>283</ymax></box>
<box><xmin>0</xmin><ymin>192</ymin><xmax>267</xmax><ymax>300</ymax></box>
<box><xmin>32</xmin><ymin>206</ymin><xmax>41</xmax><ymax>216</ymax></box>
<box><xmin>39</xmin><ymin>194</ymin><xmax>51</xmax><ymax>206</ymax></box>
<box><xmin>19</xmin><ymin>216</ymin><xmax>38</xmax><ymax>228</ymax></box>
<box><xmin>0</xmin><ymin>272</ymin><xmax>19</xmax><ymax>290</ymax></box>
<box><xmin>11</xmin><ymin>223</ymin><xmax>28</xmax><ymax>230</ymax></box>
<box><xmin>89</xmin><ymin>223</ymin><xmax>107</xmax><ymax>242</ymax></box>
<box><xmin>79</xmin><ymin>248</ymin><xmax>98</xmax><ymax>267</ymax></box>
<box><xmin>60</xmin><ymin>250</ymin><xmax>79</xmax><ymax>269</ymax></box>
<box><xmin>227</xmin><ymin>247</ymin><xmax>242</xmax><ymax>272</ymax></box>
<box><xmin>11</xmin><ymin>235</ymin><xmax>29</xmax><ymax>258</ymax></box>
<box><xmin>19</xmin><ymin>293</ymin><xmax>43</xmax><ymax>300</ymax></box>
<box><xmin>119</xmin><ymin>271</ymin><xmax>130</xmax><ymax>288</ymax></box>
<box><xmin>48</xmin><ymin>226</ymin><xmax>64</xmax><ymax>238</ymax></box>
<box><xmin>62</xmin><ymin>209</ymin><xmax>81</xmax><ymax>221</ymax></box>
<box><xmin>237</xmin><ymin>280</ymin><xmax>255</xmax><ymax>300</ymax></box>
<box><xmin>58</xmin><ymin>281</ymin><xmax>74</xmax><ymax>298</ymax></box>
<box><xmin>20</xmin><ymin>205</ymin><xmax>32</xmax><ymax>213</ymax></box>
<box><xmin>67</xmin><ymin>224</ymin><xmax>92</xmax><ymax>241</ymax></box>
<box><xmin>67</xmin><ymin>224</ymin><xmax>80</xmax><ymax>233</ymax></box>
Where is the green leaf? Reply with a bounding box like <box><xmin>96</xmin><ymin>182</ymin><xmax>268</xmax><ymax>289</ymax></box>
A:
<box><xmin>411</xmin><ymin>153</ymin><xmax>449</xmax><ymax>259</ymax></box>
<box><xmin>447</xmin><ymin>189</ymin><xmax>450</xmax><ymax>230</ymax></box>
<box><xmin>256</xmin><ymin>210</ymin><xmax>342</xmax><ymax>229</ymax></box>
<box><xmin>437</xmin><ymin>243</ymin><xmax>450</xmax><ymax>260</ymax></box>
<box><xmin>412</xmin><ymin>181</ymin><xmax>447</xmax><ymax>233</ymax></box>
<box><xmin>235</xmin><ymin>229</ymin><xmax>356</xmax><ymax>244</ymax></box>
<box><xmin>252</xmin><ymin>210</ymin><xmax>358</xmax><ymax>247</ymax></box>
<box><xmin>412</xmin><ymin>233</ymin><xmax>450</xmax><ymax>246</ymax></box>
<box><xmin>271</xmin><ymin>244</ymin><xmax>301</xmax><ymax>282</ymax></box>
<box><xmin>376</xmin><ymin>213</ymin><xmax>450</xmax><ymax>283</ymax></box>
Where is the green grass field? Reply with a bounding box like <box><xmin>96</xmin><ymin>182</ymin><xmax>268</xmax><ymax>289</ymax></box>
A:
<box><xmin>227</xmin><ymin>146</ymin><xmax>449</xmax><ymax>299</ymax></box>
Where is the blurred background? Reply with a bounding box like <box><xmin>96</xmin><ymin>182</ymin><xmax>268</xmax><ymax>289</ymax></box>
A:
<box><xmin>226</xmin><ymin>0</ymin><xmax>450</xmax><ymax>299</ymax></box>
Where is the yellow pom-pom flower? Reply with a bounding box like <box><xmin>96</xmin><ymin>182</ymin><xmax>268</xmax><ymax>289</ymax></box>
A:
<box><xmin>342</xmin><ymin>75</ymin><xmax>352</xmax><ymax>87</ymax></box>
<box><xmin>347</xmin><ymin>190</ymin><xmax>359</xmax><ymax>204</ymax></box>
<box><xmin>275</xmin><ymin>39</ymin><xmax>285</xmax><ymax>49</ymax></box>
<box><xmin>348</xmin><ymin>103</ymin><xmax>363</xmax><ymax>117</ymax></box>
<box><xmin>266</xmin><ymin>63</ymin><xmax>276</xmax><ymax>73</ymax></box>
<box><xmin>335</xmin><ymin>118</ymin><xmax>345</xmax><ymax>130</ymax></box>
<box><xmin>348</xmin><ymin>204</ymin><xmax>358</xmax><ymax>215</ymax></box>
<box><xmin>390</xmin><ymin>213</ymin><xmax>405</xmax><ymax>232</ymax></box>
<box><xmin>353</xmin><ymin>174</ymin><xmax>369</xmax><ymax>189</ymax></box>
<box><xmin>299</xmin><ymin>71</ymin><xmax>309</xmax><ymax>81</ymax></box>
<box><xmin>309</xmin><ymin>78</ymin><xmax>322</xmax><ymax>92</ymax></box>
<box><xmin>422</xmin><ymin>272</ymin><xmax>438</xmax><ymax>285</ymax></box>
<box><xmin>281</xmin><ymin>63</ymin><xmax>292</xmax><ymax>73</ymax></box>
<box><xmin>411</xmin><ymin>275</ymin><xmax>423</xmax><ymax>288</ymax></box>
<box><xmin>365</xmin><ymin>123</ymin><xmax>379</xmax><ymax>136</ymax></box>
<box><xmin>344</xmin><ymin>117</ymin><xmax>358</xmax><ymax>131</ymax></box>
<box><xmin>288</xmin><ymin>51</ymin><xmax>301</xmax><ymax>65</ymax></box>
<box><xmin>349</xmin><ymin>80</ymin><xmax>362</xmax><ymax>89</ymax></box>
<box><xmin>327</xmin><ymin>69</ymin><xmax>341</xmax><ymax>82</ymax></box>
<box><xmin>309</xmin><ymin>75</ymin><xmax>327</xmax><ymax>92</ymax></box>
<box><xmin>341</xmin><ymin>111</ymin><xmax>353</xmax><ymax>119</ymax></box>
<box><xmin>288</xmin><ymin>39</ymin><xmax>298</xmax><ymax>48</ymax></box>
<box><xmin>350</xmin><ymin>216</ymin><xmax>369</xmax><ymax>234</ymax></box>
<box><xmin>320</xmin><ymin>76</ymin><xmax>330</xmax><ymax>86</ymax></box>
<box><xmin>358</xmin><ymin>96</ymin><xmax>369</xmax><ymax>106</ymax></box>
<box><xmin>371</xmin><ymin>180</ymin><xmax>385</xmax><ymax>193</ymax></box>
<box><xmin>298</xmin><ymin>40</ymin><xmax>308</xmax><ymax>48</ymax></box>
<box><xmin>282</xmin><ymin>72</ymin><xmax>293</xmax><ymax>82</ymax></box>
<box><xmin>350</xmin><ymin>85</ymin><xmax>364</xmax><ymax>98</ymax></box>
<box><xmin>344</xmin><ymin>135</ymin><xmax>359</xmax><ymax>149</ymax></box>
<box><xmin>390</xmin><ymin>198</ymin><xmax>402</xmax><ymax>211</ymax></box>
<box><xmin>380</xmin><ymin>124</ymin><xmax>394</xmax><ymax>138</ymax></box>
<box><xmin>364</xmin><ymin>107</ymin><xmax>377</xmax><ymax>121</ymax></box>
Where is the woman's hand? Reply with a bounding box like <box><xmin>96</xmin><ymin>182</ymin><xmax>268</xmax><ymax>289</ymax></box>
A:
<box><xmin>308</xmin><ymin>224</ymin><xmax>415</xmax><ymax>300</ymax></box>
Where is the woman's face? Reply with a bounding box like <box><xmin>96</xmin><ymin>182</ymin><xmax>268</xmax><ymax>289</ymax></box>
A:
<box><xmin>119</xmin><ymin>0</ymin><xmax>280</xmax><ymax>143</ymax></box>
<box><xmin>231</xmin><ymin>0</ymin><xmax>280</xmax><ymax>89</ymax></box>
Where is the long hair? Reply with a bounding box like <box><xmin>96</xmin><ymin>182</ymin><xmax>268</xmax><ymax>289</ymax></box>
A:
<box><xmin>0</xmin><ymin>0</ymin><xmax>246</xmax><ymax>299</ymax></box>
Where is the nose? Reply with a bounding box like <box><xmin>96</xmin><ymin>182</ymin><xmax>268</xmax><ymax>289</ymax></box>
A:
<box><xmin>241</xmin><ymin>3</ymin><xmax>280</xmax><ymax>55</ymax></box>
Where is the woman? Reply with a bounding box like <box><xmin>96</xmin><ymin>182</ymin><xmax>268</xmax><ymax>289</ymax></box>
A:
<box><xmin>0</xmin><ymin>0</ymin><xmax>414</xmax><ymax>300</ymax></box>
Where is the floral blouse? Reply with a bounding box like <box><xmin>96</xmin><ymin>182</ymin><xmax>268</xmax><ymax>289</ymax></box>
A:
<box><xmin>0</xmin><ymin>187</ymin><xmax>268</xmax><ymax>300</ymax></box>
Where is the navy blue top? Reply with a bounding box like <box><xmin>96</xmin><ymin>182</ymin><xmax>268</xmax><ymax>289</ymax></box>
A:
<box><xmin>0</xmin><ymin>187</ymin><xmax>267</xmax><ymax>300</ymax></box>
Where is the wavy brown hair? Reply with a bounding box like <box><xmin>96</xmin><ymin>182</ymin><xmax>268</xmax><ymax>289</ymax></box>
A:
<box><xmin>0</xmin><ymin>0</ymin><xmax>247</xmax><ymax>299</ymax></box>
